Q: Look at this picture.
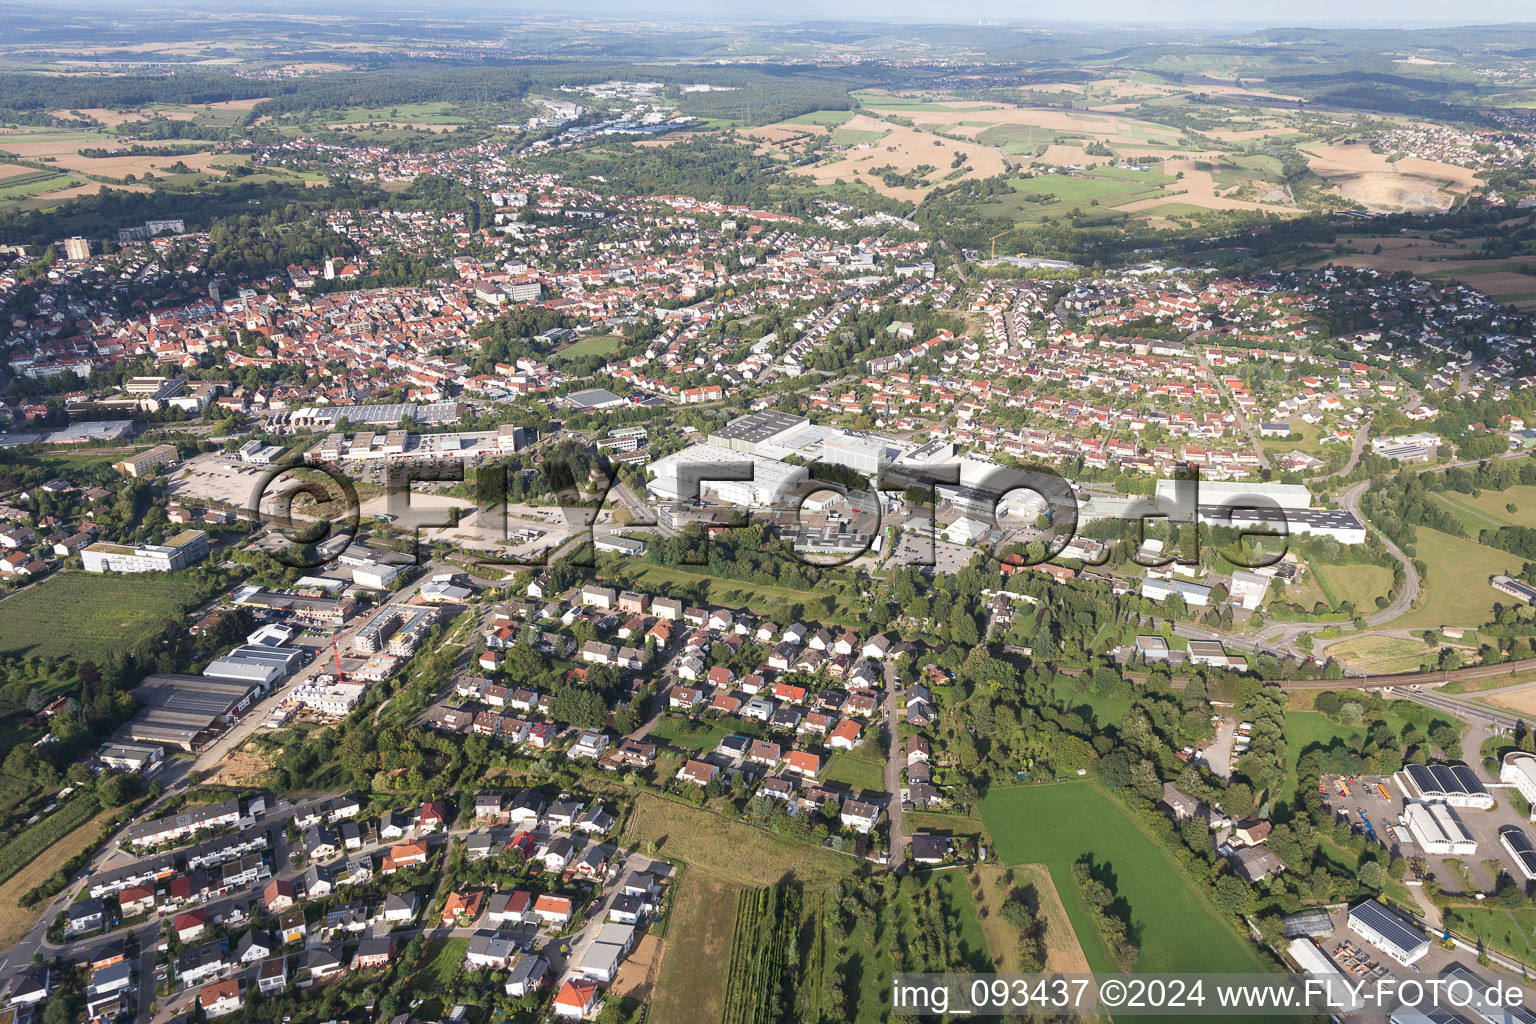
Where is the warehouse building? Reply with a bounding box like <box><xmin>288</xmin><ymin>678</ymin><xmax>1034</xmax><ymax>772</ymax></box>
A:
<box><xmin>1286</xmin><ymin>939</ymin><xmax>1362</xmax><ymax>1013</ymax></box>
<box><xmin>1403</xmin><ymin>802</ymin><xmax>1478</xmax><ymax>855</ymax></box>
<box><xmin>1502</xmin><ymin>754</ymin><xmax>1536</xmax><ymax>818</ymax></box>
<box><xmin>231</xmin><ymin>586</ymin><xmax>356</xmax><ymax>627</ymax></box>
<box><xmin>1347</xmin><ymin>901</ymin><xmax>1430</xmax><ymax>965</ymax></box>
<box><xmin>204</xmin><ymin>645</ymin><xmax>305</xmax><ymax>688</ymax></box>
<box><xmin>646</xmin><ymin>442</ymin><xmax>808</xmax><ymax>506</ymax></box>
<box><xmin>1501</xmin><ymin>826</ymin><xmax>1536</xmax><ymax>881</ymax></box>
<box><xmin>124</xmin><ymin>674</ymin><xmax>265</xmax><ymax>749</ymax></box>
<box><xmin>82</xmin><ymin>529</ymin><xmax>208</xmax><ymax>573</ymax></box>
<box><xmin>1399</xmin><ymin>763</ymin><xmax>1494</xmax><ymax>809</ymax></box>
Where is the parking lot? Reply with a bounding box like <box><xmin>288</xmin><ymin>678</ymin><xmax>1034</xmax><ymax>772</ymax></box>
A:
<box><xmin>1321</xmin><ymin>772</ymin><xmax>1532</xmax><ymax>894</ymax></box>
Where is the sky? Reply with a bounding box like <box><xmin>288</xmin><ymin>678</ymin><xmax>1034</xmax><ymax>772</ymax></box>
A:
<box><xmin>482</xmin><ymin>0</ymin><xmax>1536</xmax><ymax>27</ymax></box>
<box><xmin>52</xmin><ymin>0</ymin><xmax>1536</xmax><ymax>28</ymax></box>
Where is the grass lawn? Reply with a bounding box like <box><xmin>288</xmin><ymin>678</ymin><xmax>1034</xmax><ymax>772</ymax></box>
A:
<box><xmin>821</xmin><ymin>750</ymin><xmax>885</xmax><ymax>794</ymax></box>
<box><xmin>1279</xmin><ymin>709</ymin><xmax>1457</xmax><ymax>814</ymax></box>
<box><xmin>1395</xmin><ymin>526</ymin><xmax>1529</xmax><ymax>630</ymax></box>
<box><xmin>1312</xmin><ymin>562</ymin><xmax>1394</xmax><ymax>612</ymax></box>
<box><xmin>646</xmin><ymin>715</ymin><xmax>733</xmax><ymax>754</ymax></box>
<box><xmin>1327</xmin><ymin>635</ymin><xmax>1437</xmax><ymax>675</ymax></box>
<box><xmin>622</xmin><ymin>793</ymin><xmax>854</xmax><ymax>888</ymax></box>
<box><xmin>1441</xmin><ymin>904</ymin><xmax>1536</xmax><ymax>963</ymax></box>
<box><xmin>1050</xmin><ymin>675</ymin><xmax>1132</xmax><ymax>729</ymax></box>
<box><xmin>399</xmin><ymin>936</ymin><xmax>468</xmax><ymax>1010</ymax></box>
<box><xmin>0</xmin><ymin>569</ymin><xmax>227</xmax><ymax>661</ymax></box>
<box><xmin>979</xmin><ymin>783</ymin><xmax>1271</xmax><ymax>974</ymax></box>
<box><xmin>651</xmin><ymin>871</ymin><xmax>740</xmax><ymax>1024</ymax></box>
<box><xmin>1432</xmin><ymin>484</ymin><xmax>1536</xmax><ymax>530</ymax></box>
<box><xmin>621</xmin><ymin>564</ymin><xmax>861</xmax><ymax>625</ymax></box>
<box><xmin>556</xmin><ymin>334</ymin><xmax>623</xmax><ymax>359</ymax></box>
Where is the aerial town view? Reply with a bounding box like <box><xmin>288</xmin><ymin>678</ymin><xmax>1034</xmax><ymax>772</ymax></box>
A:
<box><xmin>4</xmin><ymin>0</ymin><xmax>1536</xmax><ymax>1021</ymax></box>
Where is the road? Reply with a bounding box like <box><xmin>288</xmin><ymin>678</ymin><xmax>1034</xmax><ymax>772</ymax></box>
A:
<box><xmin>1305</xmin><ymin>413</ymin><xmax>1373</xmax><ymax>483</ymax></box>
<box><xmin>881</xmin><ymin>659</ymin><xmax>905</xmax><ymax>867</ymax></box>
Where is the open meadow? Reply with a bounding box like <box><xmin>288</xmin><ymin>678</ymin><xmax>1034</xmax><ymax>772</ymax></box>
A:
<box><xmin>979</xmin><ymin>783</ymin><xmax>1271</xmax><ymax>974</ymax></box>
<box><xmin>0</xmin><ymin>569</ymin><xmax>226</xmax><ymax>662</ymax></box>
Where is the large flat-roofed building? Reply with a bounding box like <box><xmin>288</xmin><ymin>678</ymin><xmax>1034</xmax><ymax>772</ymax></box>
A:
<box><xmin>204</xmin><ymin>645</ymin><xmax>305</xmax><ymax>688</ymax></box>
<box><xmin>1501</xmin><ymin>826</ymin><xmax>1536</xmax><ymax>881</ymax></box>
<box><xmin>1159</xmin><ymin>479</ymin><xmax>1310</xmax><ymax>511</ymax></box>
<box><xmin>709</xmin><ymin>410</ymin><xmax>807</xmax><ymax>455</ymax></box>
<box><xmin>1403</xmin><ymin>802</ymin><xmax>1477</xmax><ymax>855</ymax></box>
<box><xmin>114</xmin><ymin>444</ymin><xmax>179</xmax><ymax>478</ymax></box>
<box><xmin>1196</xmin><ymin>504</ymin><xmax>1367</xmax><ymax>545</ymax></box>
<box><xmin>1501</xmin><ymin>753</ymin><xmax>1536</xmax><ymax>818</ymax></box>
<box><xmin>1347</xmin><ymin>901</ymin><xmax>1430</xmax><ymax>964</ymax></box>
<box><xmin>133</xmin><ymin>674</ymin><xmax>263</xmax><ymax>723</ymax></box>
<box><xmin>81</xmin><ymin>529</ymin><xmax>208</xmax><ymax>573</ymax></box>
<box><xmin>1399</xmin><ymin>763</ymin><xmax>1493</xmax><ymax>809</ymax></box>
<box><xmin>559</xmin><ymin>388</ymin><xmax>627</xmax><ymax>411</ymax></box>
<box><xmin>288</xmin><ymin>402</ymin><xmax>463</xmax><ymax>429</ymax></box>
<box><xmin>230</xmin><ymin>586</ymin><xmax>356</xmax><ymax>626</ymax></box>
<box><xmin>647</xmin><ymin>443</ymin><xmax>808</xmax><ymax>506</ymax></box>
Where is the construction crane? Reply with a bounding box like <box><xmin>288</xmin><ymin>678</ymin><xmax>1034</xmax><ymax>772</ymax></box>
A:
<box><xmin>331</xmin><ymin>635</ymin><xmax>344</xmax><ymax>684</ymax></box>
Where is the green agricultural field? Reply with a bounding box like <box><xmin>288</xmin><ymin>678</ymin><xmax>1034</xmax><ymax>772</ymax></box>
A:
<box><xmin>974</xmin><ymin>171</ymin><xmax>1174</xmax><ymax>221</ymax></box>
<box><xmin>0</xmin><ymin>570</ymin><xmax>227</xmax><ymax>662</ymax></box>
<box><xmin>0</xmin><ymin>170</ymin><xmax>83</xmax><ymax>203</ymax></box>
<box><xmin>1312</xmin><ymin>562</ymin><xmax>1394</xmax><ymax>612</ymax></box>
<box><xmin>785</xmin><ymin>109</ymin><xmax>855</xmax><ymax>126</ymax></box>
<box><xmin>322</xmin><ymin>101</ymin><xmax>468</xmax><ymax>125</ymax></box>
<box><xmin>830</xmin><ymin>128</ymin><xmax>887</xmax><ymax>146</ymax></box>
<box><xmin>1394</xmin><ymin>526</ymin><xmax>1529</xmax><ymax>630</ymax></box>
<box><xmin>820</xmin><ymin>750</ymin><xmax>885</xmax><ymax>794</ymax></box>
<box><xmin>979</xmin><ymin>783</ymin><xmax>1271</xmax><ymax>974</ymax></box>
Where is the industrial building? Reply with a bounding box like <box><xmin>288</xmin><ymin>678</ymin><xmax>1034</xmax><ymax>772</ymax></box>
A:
<box><xmin>1399</xmin><ymin>763</ymin><xmax>1493</xmax><ymax>809</ymax></box>
<box><xmin>1286</xmin><ymin>939</ymin><xmax>1363</xmax><ymax>1013</ymax></box>
<box><xmin>96</xmin><ymin>742</ymin><xmax>164</xmax><ymax>774</ymax></box>
<box><xmin>1347</xmin><ymin>901</ymin><xmax>1430</xmax><ymax>965</ymax></box>
<box><xmin>1501</xmin><ymin>753</ymin><xmax>1536</xmax><ymax>819</ymax></box>
<box><xmin>81</xmin><ymin>529</ymin><xmax>208</xmax><ymax>573</ymax></box>
<box><xmin>1501</xmin><ymin>826</ymin><xmax>1536</xmax><ymax>881</ymax></box>
<box><xmin>1403</xmin><ymin>802</ymin><xmax>1478</xmax><ymax>855</ymax></box>
<box><xmin>231</xmin><ymin>586</ymin><xmax>357</xmax><ymax>626</ymax></box>
<box><xmin>646</xmin><ymin>443</ymin><xmax>808</xmax><ymax>506</ymax></box>
<box><xmin>203</xmin><ymin>645</ymin><xmax>305</xmax><ymax>688</ymax></box>
<box><xmin>1156</xmin><ymin>479</ymin><xmax>1311</xmax><ymax>511</ymax></box>
<box><xmin>123</xmin><ymin>674</ymin><xmax>265</xmax><ymax>750</ymax></box>
<box><xmin>287</xmin><ymin>402</ymin><xmax>464</xmax><ymax>429</ymax></box>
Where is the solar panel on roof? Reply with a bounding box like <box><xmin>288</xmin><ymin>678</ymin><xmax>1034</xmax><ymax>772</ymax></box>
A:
<box><xmin>1351</xmin><ymin>901</ymin><xmax>1427</xmax><ymax>952</ymax></box>
<box><xmin>1500</xmin><ymin>826</ymin><xmax>1536</xmax><ymax>878</ymax></box>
